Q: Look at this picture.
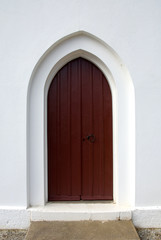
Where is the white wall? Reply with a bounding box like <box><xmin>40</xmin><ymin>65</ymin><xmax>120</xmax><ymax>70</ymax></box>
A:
<box><xmin>0</xmin><ymin>0</ymin><xmax>161</xmax><ymax>210</ymax></box>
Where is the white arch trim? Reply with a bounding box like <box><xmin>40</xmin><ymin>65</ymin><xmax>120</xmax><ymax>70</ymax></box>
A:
<box><xmin>27</xmin><ymin>31</ymin><xmax>135</xmax><ymax>208</ymax></box>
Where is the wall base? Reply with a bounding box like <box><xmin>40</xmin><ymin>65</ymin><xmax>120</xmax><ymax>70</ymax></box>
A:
<box><xmin>0</xmin><ymin>208</ymin><xmax>30</xmax><ymax>229</ymax></box>
<box><xmin>132</xmin><ymin>207</ymin><xmax>161</xmax><ymax>228</ymax></box>
<box><xmin>0</xmin><ymin>205</ymin><xmax>161</xmax><ymax>229</ymax></box>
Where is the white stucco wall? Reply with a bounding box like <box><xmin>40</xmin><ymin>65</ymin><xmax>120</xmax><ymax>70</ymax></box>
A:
<box><xmin>0</xmin><ymin>0</ymin><xmax>161</xmax><ymax>227</ymax></box>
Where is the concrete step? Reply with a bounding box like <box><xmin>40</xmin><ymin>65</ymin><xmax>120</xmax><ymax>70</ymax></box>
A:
<box><xmin>25</xmin><ymin>220</ymin><xmax>140</xmax><ymax>240</ymax></box>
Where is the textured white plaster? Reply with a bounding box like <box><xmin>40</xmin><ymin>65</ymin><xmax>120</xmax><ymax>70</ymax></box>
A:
<box><xmin>0</xmin><ymin>209</ymin><xmax>30</xmax><ymax>229</ymax></box>
<box><xmin>132</xmin><ymin>208</ymin><xmax>161</xmax><ymax>228</ymax></box>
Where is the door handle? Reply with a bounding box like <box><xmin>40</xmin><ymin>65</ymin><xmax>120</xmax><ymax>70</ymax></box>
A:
<box><xmin>86</xmin><ymin>134</ymin><xmax>95</xmax><ymax>143</ymax></box>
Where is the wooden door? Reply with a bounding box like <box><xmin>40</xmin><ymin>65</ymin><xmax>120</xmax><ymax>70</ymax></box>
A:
<box><xmin>48</xmin><ymin>58</ymin><xmax>113</xmax><ymax>201</ymax></box>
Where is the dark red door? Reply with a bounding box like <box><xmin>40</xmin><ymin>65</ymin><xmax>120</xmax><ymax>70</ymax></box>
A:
<box><xmin>48</xmin><ymin>58</ymin><xmax>113</xmax><ymax>201</ymax></box>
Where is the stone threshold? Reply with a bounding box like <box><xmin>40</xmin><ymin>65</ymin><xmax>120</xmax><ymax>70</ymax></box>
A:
<box><xmin>29</xmin><ymin>203</ymin><xmax>132</xmax><ymax>221</ymax></box>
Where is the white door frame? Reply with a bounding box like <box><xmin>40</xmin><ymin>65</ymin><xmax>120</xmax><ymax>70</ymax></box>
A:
<box><xmin>27</xmin><ymin>31</ymin><xmax>135</xmax><ymax>209</ymax></box>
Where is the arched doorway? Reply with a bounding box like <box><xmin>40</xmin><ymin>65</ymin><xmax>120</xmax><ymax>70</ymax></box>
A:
<box><xmin>28</xmin><ymin>31</ymin><xmax>135</xmax><ymax>208</ymax></box>
<box><xmin>48</xmin><ymin>57</ymin><xmax>113</xmax><ymax>201</ymax></box>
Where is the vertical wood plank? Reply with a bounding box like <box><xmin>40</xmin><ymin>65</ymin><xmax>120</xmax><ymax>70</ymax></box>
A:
<box><xmin>47</xmin><ymin>75</ymin><xmax>58</xmax><ymax>200</ymax></box>
<box><xmin>70</xmin><ymin>59</ymin><xmax>81</xmax><ymax>196</ymax></box>
<box><xmin>81</xmin><ymin>59</ymin><xmax>93</xmax><ymax>198</ymax></box>
<box><xmin>92</xmin><ymin>65</ymin><xmax>104</xmax><ymax>197</ymax></box>
<box><xmin>57</xmin><ymin>66</ymin><xmax>70</xmax><ymax>195</ymax></box>
<box><xmin>103</xmin><ymin>75</ymin><xmax>113</xmax><ymax>199</ymax></box>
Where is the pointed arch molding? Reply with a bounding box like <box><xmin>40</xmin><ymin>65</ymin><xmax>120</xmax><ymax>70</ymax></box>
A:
<box><xmin>27</xmin><ymin>31</ymin><xmax>135</xmax><ymax>207</ymax></box>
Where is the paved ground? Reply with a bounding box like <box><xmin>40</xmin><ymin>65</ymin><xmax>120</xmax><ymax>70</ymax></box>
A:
<box><xmin>0</xmin><ymin>226</ymin><xmax>161</xmax><ymax>239</ymax></box>
<box><xmin>136</xmin><ymin>228</ymin><xmax>161</xmax><ymax>240</ymax></box>
<box><xmin>0</xmin><ymin>230</ymin><xmax>27</xmax><ymax>240</ymax></box>
<box><xmin>25</xmin><ymin>221</ymin><xmax>139</xmax><ymax>240</ymax></box>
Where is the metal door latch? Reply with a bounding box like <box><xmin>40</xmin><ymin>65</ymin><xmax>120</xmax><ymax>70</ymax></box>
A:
<box><xmin>83</xmin><ymin>134</ymin><xmax>95</xmax><ymax>143</ymax></box>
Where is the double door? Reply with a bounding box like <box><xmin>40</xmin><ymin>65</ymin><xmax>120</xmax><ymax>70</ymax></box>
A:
<box><xmin>48</xmin><ymin>57</ymin><xmax>113</xmax><ymax>201</ymax></box>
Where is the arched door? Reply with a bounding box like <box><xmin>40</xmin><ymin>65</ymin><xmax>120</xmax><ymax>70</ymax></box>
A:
<box><xmin>48</xmin><ymin>58</ymin><xmax>113</xmax><ymax>201</ymax></box>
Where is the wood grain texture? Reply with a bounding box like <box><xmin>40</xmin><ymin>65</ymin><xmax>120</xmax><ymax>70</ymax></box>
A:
<box><xmin>48</xmin><ymin>58</ymin><xmax>113</xmax><ymax>201</ymax></box>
